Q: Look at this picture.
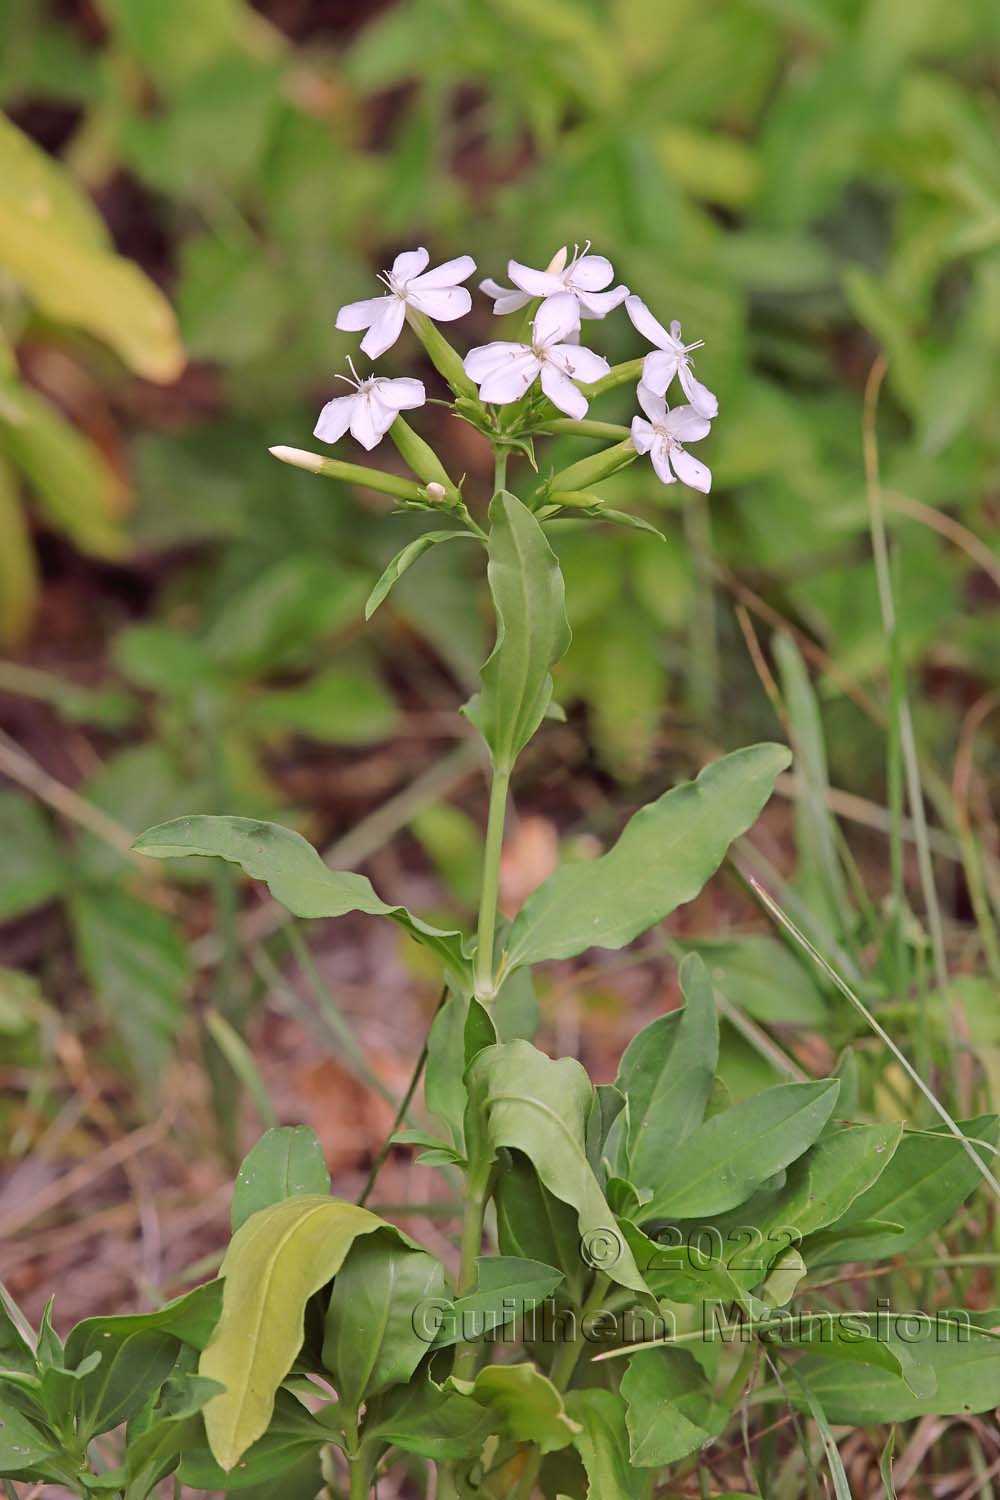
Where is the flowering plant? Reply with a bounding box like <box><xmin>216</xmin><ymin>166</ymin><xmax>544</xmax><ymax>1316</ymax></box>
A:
<box><xmin>3</xmin><ymin>244</ymin><xmax>997</xmax><ymax>1500</ymax></box>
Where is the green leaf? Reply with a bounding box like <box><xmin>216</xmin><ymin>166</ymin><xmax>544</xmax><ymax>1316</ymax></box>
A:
<box><xmin>465</xmin><ymin>1041</ymin><xmax>647</xmax><ymax>1294</ymax></box>
<box><xmin>241</xmin><ymin>668</ymin><xmax>398</xmax><ymax>746</ymax></box>
<box><xmin>0</xmin><ymin>1396</ymin><xmax>56</xmax><ymax>1471</ymax></box>
<box><xmin>792</xmin><ymin>1315</ymin><xmax>1000</xmax><ymax>1422</ymax></box>
<box><xmin>618</xmin><ymin>953</ymin><xmax>718</xmax><ymax>1193</ymax></box>
<box><xmin>0</xmin><ymin>1289</ymin><xmax>36</xmax><ymax>1375</ymax></box>
<box><xmin>364</xmin><ymin>1371</ymin><xmax>494</xmax><ymax>1461</ymax></box>
<box><xmin>494</xmin><ymin>1154</ymin><xmax>588</xmax><ymax>1309</ymax></box>
<box><xmin>806</xmin><ymin>1116</ymin><xmax>1000</xmax><ymax>1265</ymax></box>
<box><xmin>69</xmin><ymin>887</ymin><xmax>190</xmax><ymax>1094</ymax></box>
<box><xmin>0</xmin><ymin>792</ymin><xmax>64</xmax><ymax>921</ymax></box>
<box><xmin>0</xmin><ymin>118</ymin><xmax>183</xmax><ymax>382</ymax></box>
<box><xmin>365</xmin><ymin>530</ymin><xmax>476</xmax><ymax>618</ymax></box>
<box><xmin>231</xmin><ymin>1127</ymin><xmax>330</xmax><ymax>1232</ymax></box>
<box><xmin>466</xmin><ymin>491</ymin><xmax>571</xmax><ymax>771</ymax></box>
<box><xmin>448</xmin><ymin>1364</ymin><xmax>580</xmax><ymax>1454</ymax></box>
<box><xmin>430</xmin><ymin>1257</ymin><xmax>565</xmax><ymax>1347</ymax></box>
<box><xmin>0</xmin><ymin>453</ymin><xmax>38</xmax><ymax>645</ymax></box>
<box><xmin>565</xmin><ymin>1388</ymin><xmax>650</xmax><ymax>1500</ymax></box>
<box><xmin>179</xmin><ymin>1390</ymin><xmax>331</xmax><ymax>1491</ymax></box>
<box><xmin>123</xmin><ymin>1375</ymin><xmax>223</xmax><ymax>1500</ymax></box>
<box><xmin>773</xmin><ymin>1318</ymin><xmax>922</xmax><ymax>1392</ymax></box>
<box><xmin>505</xmin><ymin>744</ymin><xmax>791</xmax><ymax>970</ymax></box>
<box><xmin>133</xmin><ymin>815</ymin><xmax>471</xmax><ymax>983</ymax></box>
<box><xmin>621</xmin><ymin>1348</ymin><xmax>725</xmax><ymax>1467</ymax></box>
<box><xmin>321</xmin><ymin>1229</ymin><xmax>447</xmax><ymax>1409</ymax></box>
<box><xmin>679</xmin><ymin>934</ymin><xmax>827</xmax><ymax>1026</ymax></box>
<box><xmin>65</xmin><ymin>1283</ymin><xmax>224</xmax><ymax>1361</ymax></box>
<box><xmin>641</xmin><ymin>1079</ymin><xmax>840</xmax><ymax>1220</ymax></box>
<box><xmin>199</xmin><ymin>1196</ymin><xmax>385</xmax><ymax>1469</ymax></box>
<box><xmin>72</xmin><ymin>1330</ymin><xmax>179</xmax><ymax>1439</ymax></box>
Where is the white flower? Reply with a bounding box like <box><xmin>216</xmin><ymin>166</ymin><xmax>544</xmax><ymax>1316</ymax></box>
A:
<box><xmin>630</xmin><ymin>384</ymin><xmax>712</xmax><ymax>492</ymax></box>
<box><xmin>463</xmin><ymin>292</ymin><xmax>609</xmax><ymax>419</ymax></box>
<box><xmin>313</xmin><ymin>360</ymin><xmax>426</xmax><ymax>451</ymax></box>
<box><xmin>480</xmin><ymin>244</ymin><xmax>628</xmax><ymax>319</ymax></box>
<box><xmin>335</xmin><ymin>247</ymin><xmax>476</xmax><ymax>359</ymax></box>
<box><xmin>625</xmin><ymin>296</ymin><xmax>718</xmax><ymax>418</ymax></box>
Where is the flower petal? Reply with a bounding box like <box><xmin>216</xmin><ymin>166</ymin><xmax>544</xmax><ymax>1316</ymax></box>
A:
<box><xmin>391</xmin><ymin>247</ymin><xmax>430</xmax><ymax>282</ymax></box>
<box><xmin>359</xmin><ymin>297</ymin><xmax>406</xmax><ymax>358</ymax></box>
<box><xmin>569</xmin><ymin>254</ymin><xmax>615</xmax><ymax>291</ymax></box>
<box><xmin>406</xmin><ymin>284</ymin><xmax>472</xmax><ymax>321</ymax></box>
<box><xmin>625</xmin><ymin>294</ymin><xmax>672</xmax><ymax>351</ymax></box>
<box><xmin>668</xmin><ymin>444</ymin><xmax>711</xmax><ymax>493</ymax></box>
<box><xmin>480</xmin><ymin>279</ymin><xmax>533</xmax><ymax>314</ymax></box>
<box><xmin>678</xmin><ymin>364</ymin><xmax>719</xmax><ymax>419</ymax></box>
<box><xmin>335</xmin><ymin>296</ymin><xmax>386</xmax><ymax>333</ymax></box>
<box><xmin>577</xmin><ymin>285</ymin><xmax>629</xmax><ymax>318</ymax></box>
<box><xmin>636</xmin><ymin>382</ymin><xmax>667</xmax><ymax>425</ymax></box>
<box><xmin>408</xmin><ymin>255</ymin><xmax>476</xmax><ymax>289</ymax></box>
<box><xmin>464</xmin><ymin>340</ymin><xmax>530</xmax><ymax>381</ymax></box>
<box><xmin>664</xmin><ymin>403</ymin><xmax>711</xmax><ymax>442</ymax></box>
<box><xmin>507</xmin><ymin>260</ymin><xmax>565</xmax><ymax>297</ymax></box>
<box><xmin>641</xmin><ymin>349</ymin><xmax>679</xmax><ymax>396</ymax></box>
<box><xmin>477</xmin><ymin>349</ymin><xmax>541</xmax><ymax>405</ymax></box>
<box><xmin>350</xmin><ymin>392</ymin><xmax>387</xmax><ymax>450</ymax></box>
<box><xmin>532</xmin><ymin>291</ymin><xmax>580</xmax><ymax>347</ymax></box>
<box><xmin>373</xmin><ymin>377</ymin><xmax>426</xmax><ymax>411</ymax></box>
<box><xmin>649</xmin><ymin>437</ymin><xmax>677</xmax><ymax>486</ymax></box>
<box><xmin>546</xmin><ymin>342</ymin><xmax>609</xmax><ymax>384</ymax></box>
<box><xmin>313</xmin><ymin>394</ymin><xmax>356</xmax><ymax>444</ymax></box>
<box><xmin>540</xmin><ymin>361</ymin><xmax>588</xmax><ymax>419</ymax></box>
<box><xmin>630</xmin><ymin>416</ymin><xmax>655</xmax><ymax>455</ymax></box>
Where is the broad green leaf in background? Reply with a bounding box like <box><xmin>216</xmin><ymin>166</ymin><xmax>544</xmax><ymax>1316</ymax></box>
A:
<box><xmin>0</xmin><ymin>792</ymin><xmax>64</xmax><ymax>921</ymax></box>
<box><xmin>230</xmin><ymin>1126</ymin><xmax>331</xmax><ymax>1232</ymax></box>
<box><xmin>69</xmin><ymin>886</ymin><xmax>191</xmax><ymax>1094</ymax></box>
<box><xmin>122</xmin><ymin>1374</ymin><xmax>224</xmax><ymax>1500</ymax></box>
<box><xmin>679</xmin><ymin>933</ymin><xmax>827</xmax><ymax>1026</ymax></box>
<box><xmin>0</xmin><ymin>380</ymin><xmax>127</xmax><ymax>559</ymax></box>
<box><xmin>641</xmin><ymin>1079</ymin><xmax>840</xmax><ymax>1220</ymax></box>
<box><xmin>466</xmin><ymin>491</ymin><xmax>571</xmax><ymax>771</ymax></box>
<box><xmin>73</xmin><ymin>1330</ymin><xmax>179</xmax><ymax>1439</ymax></box>
<box><xmin>806</xmin><ymin>1116</ymin><xmax>1000</xmax><ymax>1265</ymax></box>
<box><xmin>199</xmin><ymin>1195</ymin><xmax>385</xmax><ymax>1468</ymax></box>
<box><xmin>616</xmin><ymin>953</ymin><xmax>718</xmax><ymax>1193</ymax></box>
<box><xmin>241</xmin><ymin>667</ymin><xmax>398</xmax><ymax>745</ymax></box>
<box><xmin>505</xmin><ymin>744</ymin><xmax>791</xmax><ymax>970</ymax></box>
<box><xmin>321</xmin><ymin>1230</ymin><xmax>448</xmax><ymax>1410</ymax></box>
<box><xmin>448</xmin><ymin>1363</ymin><xmax>580</xmax><ymax>1454</ymax></box>
<box><xmin>0</xmin><ymin>114</ymin><xmax>183</xmax><ymax>381</ymax></box>
<box><xmin>565</xmin><ymin>1387</ymin><xmax>650</xmax><ymax>1500</ymax></box>
<box><xmin>133</xmin><ymin>816</ymin><xmax>471</xmax><ymax>982</ymax></box>
<box><xmin>365</xmin><ymin>529</ymin><xmax>477</xmax><ymax>618</ymax></box>
<box><xmin>65</xmin><ymin>1283</ymin><xmax>224</xmax><ymax>1362</ymax></box>
<box><xmin>466</xmin><ymin>1041</ymin><xmax>647</xmax><ymax>1293</ymax></box>
<box><xmin>621</xmin><ymin>1348</ymin><xmax>725</xmax><ymax>1467</ymax></box>
<box><xmin>178</xmin><ymin>1390</ymin><xmax>330</xmax><ymax>1492</ymax></box>
<box><xmin>0</xmin><ymin>452</ymin><xmax>37</xmax><ymax>645</ymax></box>
<box><xmin>494</xmin><ymin>1154</ymin><xmax>588</xmax><ymax>1309</ymax></box>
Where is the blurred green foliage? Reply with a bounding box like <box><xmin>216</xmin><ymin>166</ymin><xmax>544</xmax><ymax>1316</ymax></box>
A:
<box><xmin>0</xmin><ymin>0</ymin><xmax>998</xmax><ymax>1105</ymax></box>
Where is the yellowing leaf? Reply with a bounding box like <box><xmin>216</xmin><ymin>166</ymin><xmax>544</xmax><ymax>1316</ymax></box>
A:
<box><xmin>200</xmin><ymin>1196</ymin><xmax>384</xmax><ymax>1469</ymax></box>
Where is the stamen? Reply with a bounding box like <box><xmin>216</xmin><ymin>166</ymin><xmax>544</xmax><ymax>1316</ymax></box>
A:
<box><xmin>376</xmin><ymin>270</ymin><xmax>394</xmax><ymax>292</ymax></box>
<box><xmin>683</xmin><ymin>339</ymin><xmax>705</xmax><ymax>354</ymax></box>
<box><xmin>334</xmin><ymin>355</ymin><xmax>364</xmax><ymax>390</ymax></box>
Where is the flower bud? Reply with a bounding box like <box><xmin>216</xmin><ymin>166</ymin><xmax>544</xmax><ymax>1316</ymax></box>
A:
<box><xmin>546</xmin><ymin>246</ymin><xmax>569</xmax><ymax>275</ymax></box>
<box><xmin>425</xmin><ymin>482</ymin><xmax>447</xmax><ymax>502</ymax></box>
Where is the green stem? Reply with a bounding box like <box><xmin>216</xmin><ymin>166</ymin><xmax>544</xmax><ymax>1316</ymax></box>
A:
<box><xmin>451</xmin><ymin>1163</ymin><xmax>493</xmax><ymax>1381</ymax></box>
<box><xmin>493</xmin><ymin>447</ymin><xmax>508</xmax><ymax>495</ymax></box>
<box><xmin>580</xmin><ymin>357</ymin><xmax>644</xmax><ymax>399</ymax></box>
<box><xmin>538</xmin><ymin>418</ymin><xmax>630</xmax><ymax>440</ymax></box>
<box><xmin>474</xmin><ymin>767</ymin><xmax>510</xmax><ymax>1000</ymax></box>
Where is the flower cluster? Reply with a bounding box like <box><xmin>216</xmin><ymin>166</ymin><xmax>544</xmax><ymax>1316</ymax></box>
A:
<box><xmin>316</xmin><ymin>243</ymin><xmax>718</xmax><ymax>493</ymax></box>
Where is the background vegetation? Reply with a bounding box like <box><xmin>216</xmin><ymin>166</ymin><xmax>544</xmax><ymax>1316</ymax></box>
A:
<box><xmin>1</xmin><ymin>0</ymin><xmax>999</xmax><ymax>1491</ymax></box>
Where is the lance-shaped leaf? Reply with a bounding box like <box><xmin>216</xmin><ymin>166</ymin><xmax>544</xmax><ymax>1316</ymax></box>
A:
<box><xmin>617</xmin><ymin>953</ymin><xmax>718</xmax><ymax>1193</ymax></box>
<box><xmin>231</xmin><ymin>1126</ymin><xmax>331</xmax><ymax>1233</ymax></box>
<box><xmin>366</xmin><ymin>530</ymin><xmax>476</xmax><ymax>619</ymax></box>
<box><xmin>465</xmin><ymin>1041</ymin><xmax>647</xmax><ymax>1293</ymax></box>
<box><xmin>429</xmin><ymin>1256</ymin><xmax>564</xmax><ymax>1347</ymax></box>
<box><xmin>133</xmin><ymin>816</ymin><xmax>471</xmax><ymax>982</ymax></box>
<box><xmin>364</xmin><ymin>1371</ymin><xmax>494</xmax><ymax>1461</ymax></box>
<box><xmin>641</xmin><ymin>1079</ymin><xmax>840</xmax><ymax>1220</ymax></box>
<box><xmin>179</xmin><ymin>1390</ymin><xmax>332</xmax><ymax>1491</ymax></box>
<box><xmin>504</xmin><ymin>744</ymin><xmax>791</xmax><ymax>970</ymax></box>
<box><xmin>0</xmin><ymin>1396</ymin><xmax>56</xmax><ymax>1472</ymax></box>
<box><xmin>322</xmin><ymin>1230</ymin><xmax>448</xmax><ymax>1409</ymax></box>
<box><xmin>465</xmin><ymin>491</ymin><xmax>571</xmax><ymax>771</ymax></box>
<box><xmin>198</xmin><ymin>1196</ymin><xmax>385</xmax><ymax>1469</ymax></box>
